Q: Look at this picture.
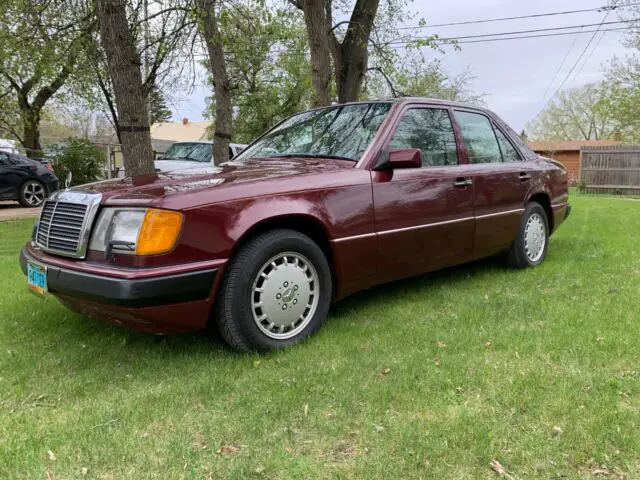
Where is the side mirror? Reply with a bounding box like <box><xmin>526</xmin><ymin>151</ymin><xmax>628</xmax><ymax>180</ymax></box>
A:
<box><xmin>383</xmin><ymin>148</ymin><xmax>422</xmax><ymax>169</ymax></box>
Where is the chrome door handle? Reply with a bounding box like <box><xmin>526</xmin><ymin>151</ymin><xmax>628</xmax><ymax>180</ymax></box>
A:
<box><xmin>519</xmin><ymin>172</ymin><xmax>531</xmax><ymax>181</ymax></box>
<box><xmin>453</xmin><ymin>178</ymin><xmax>473</xmax><ymax>187</ymax></box>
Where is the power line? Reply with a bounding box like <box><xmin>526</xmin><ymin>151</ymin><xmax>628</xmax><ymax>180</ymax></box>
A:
<box><xmin>571</xmin><ymin>30</ymin><xmax>608</xmax><ymax>83</ymax></box>
<box><xmin>389</xmin><ymin>19</ymin><xmax>638</xmax><ymax>44</ymax></box>
<box><xmin>542</xmin><ymin>3</ymin><xmax>618</xmax><ymax>109</ymax></box>
<box><xmin>539</xmin><ymin>27</ymin><xmax>583</xmax><ymax>104</ymax></box>
<box><xmin>245</xmin><ymin>26</ymin><xmax>631</xmax><ymax>57</ymax></box>
<box><xmin>395</xmin><ymin>2</ymin><xmax>638</xmax><ymax>30</ymax></box>
<box><xmin>208</xmin><ymin>20</ymin><xmax>638</xmax><ymax>54</ymax></box>
<box><xmin>429</xmin><ymin>26</ymin><xmax>631</xmax><ymax>46</ymax></box>
<box><xmin>193</xmin><ymin>25</ymin><xmax>633</xmax><ymax>58</ymax></box>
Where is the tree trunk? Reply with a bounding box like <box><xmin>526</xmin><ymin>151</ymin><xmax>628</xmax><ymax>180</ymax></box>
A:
<box><xmin>301</xmin><ymin>0</ymin><xmax>332</xmax><ymax>106</ymax></box>
<box><xmin>96</xmin><ymin>0</ymin><xmax>155</xmax><ymax>177</ymax></box>
<box><xmin>196</xmin><ymin>0</ymin><xmax>232</xmax><ymax>166</ymax></box>
<box><xmin>336</xmin><ymin>0</ymin><xmax>379</xmax><ymax>103</ymax></box>
<box><xmin>20</xmin><ymin>109</ymin><xmax>42</xmax><ymax>157</ymax></box>
<box><xmin>296</xmin><ymin>0</ymin><xmax>378</xmax><ymax>105</ymax></box>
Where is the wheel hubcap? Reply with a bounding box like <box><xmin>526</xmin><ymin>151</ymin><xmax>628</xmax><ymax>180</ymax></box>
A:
<box><xmin>524</xmin><ymin>212</ymin><xmax>546</xmax><ymax>262</ymax></box>
<box><xmin>24</xmin><ymin>182</ymin><xmax>45</xmax><ymax>206</ymax></box>
<box><xmin>251</xmin><ymin>252</ymin><xmax>319</xmax><ymax>340</ymax></box>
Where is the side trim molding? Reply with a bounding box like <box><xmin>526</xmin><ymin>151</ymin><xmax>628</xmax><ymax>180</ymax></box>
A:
<box><xmin>332</xmin><ymin>208</ymin><xmax>525</xmax><ymax>243</ymax></box>
<box><xmin>332</xmin><ymin>232</ymin><xmax>377</xmax><ymax>244</ymax></box>
<box><xmin>377</xmin><ymin>216</ymin><xmax>475</xmax><ymax>236</ymax></box>
<box><xmin>475</xmin><ymin>208</ymin><xmax>524</xmax><ymax>220</ymax></box>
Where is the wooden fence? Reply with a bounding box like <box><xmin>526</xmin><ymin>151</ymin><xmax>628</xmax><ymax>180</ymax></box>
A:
<box><xmin>580</xmin><ymin>145</ymin><xmax>640</xmax><ymax>195</ymax></box>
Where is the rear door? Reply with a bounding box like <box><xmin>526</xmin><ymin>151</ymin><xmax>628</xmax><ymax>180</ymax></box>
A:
<box><xmin>452</xmin><ymin>110</ymin><xmax>533</xmax><ymax>258</ymax></box>
<box><xmin>372</xmin><ymin>106</ymin><xmax>475</xmax><ymax>283</ymax></box>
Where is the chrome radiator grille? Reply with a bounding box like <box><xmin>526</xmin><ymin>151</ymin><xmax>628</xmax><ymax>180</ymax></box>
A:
<box><xmin>34</xmin><ymin>191</ymin><xmax>102</xmax><ymax>259</ymax></box>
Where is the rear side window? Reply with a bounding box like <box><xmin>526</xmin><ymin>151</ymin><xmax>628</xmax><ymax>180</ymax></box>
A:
<box><xmin>454</xmin><ymin>111</ymin><xmax>502</xmax><ymax>164</ymax></box>
<box><xmin>0</xmin><ymin>153</ymin><xmax>8</xmax><ymax>166</ymax></box>
<box><xmin>494</xmin><ymin>127</ymin><xmax>522</xmax><ymax>162</ymax></box>
<box><xmin>389</xmin><ymin>108</ymin><xmax>458</xmax><ymax>167</ymax></box>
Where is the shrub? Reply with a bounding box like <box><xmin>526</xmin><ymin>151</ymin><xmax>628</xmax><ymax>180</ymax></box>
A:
<box><xmin>51</xmin><ymin>138</ymin><xmax>104</xmax><ymax>187</ymax></box>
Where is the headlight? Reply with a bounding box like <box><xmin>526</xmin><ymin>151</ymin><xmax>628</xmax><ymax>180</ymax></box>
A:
<box><xmin>89</xmin><ymin>208</ymin><xmax>184</xmax><ymax>256</ymax></box>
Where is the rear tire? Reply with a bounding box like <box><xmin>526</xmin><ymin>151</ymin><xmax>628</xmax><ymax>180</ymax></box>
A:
<box><xmin>506</xmin><ymin>202</ymin><xmax>549</xmax><ymax>268</ymax></box>
<box><xmin>215</xmin><ymin>229</ymin><xmax>332</xmax><ymax>352</ymax></box>
<box><xmin>19</xmin><ymin>180</ymin><xmax>46</xmax><ymax>208</ymax></box>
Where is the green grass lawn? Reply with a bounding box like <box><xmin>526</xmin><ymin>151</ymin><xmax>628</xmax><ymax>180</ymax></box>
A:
<box><xmin>1</xmin><ymin>194</ymin><xmax>639</xmax><ymax>479</ymax></box>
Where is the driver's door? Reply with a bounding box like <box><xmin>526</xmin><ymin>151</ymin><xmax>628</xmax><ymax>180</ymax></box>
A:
<box><xmin>372</xmin><ymin>106</ymin><xmax>475</xmax><ymax>283</ymax></box>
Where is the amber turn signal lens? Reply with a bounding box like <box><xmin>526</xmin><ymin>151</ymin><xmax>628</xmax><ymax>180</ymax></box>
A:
<box><xmin>135</xmin><ymin>209</ymin><xmax>184</xmax><ymax>256</ymax></box>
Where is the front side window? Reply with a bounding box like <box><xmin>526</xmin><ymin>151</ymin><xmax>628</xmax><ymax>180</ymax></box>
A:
<box><xmin>454</xmin><ymin>111</ymin><xmax>502</xmax><ymax>164</ymax></box>
<box><xmin>163</xmin><ymin>143</ymin><xmax>212</xmax><ymax>163</ymax></box>
<box><xmin>494</xmin><ymin>127</ymin><xmax>522</xmax><ymax>162</ymax></box>
<box><xmin>389</xmin><ymin>108</ymin><xmax>458</xmax><ymax>167</ymax></box>
<box><xmin>237</xmin><ymin>103</ymin><xmax>392</xmax><ymax>162</ymax></box>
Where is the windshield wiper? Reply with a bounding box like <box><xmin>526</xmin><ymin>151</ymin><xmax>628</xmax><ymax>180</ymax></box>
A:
<box><xmin>271</xmin><ymin>153</ymin><xmax>355</xmax><ymax>161</ymax></box>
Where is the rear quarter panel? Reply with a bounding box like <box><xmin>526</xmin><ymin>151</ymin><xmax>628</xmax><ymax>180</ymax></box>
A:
<box><xmin>527</xmin><ymin>158</ymin><xmax>569</xmax><ymax>233</ymax></box>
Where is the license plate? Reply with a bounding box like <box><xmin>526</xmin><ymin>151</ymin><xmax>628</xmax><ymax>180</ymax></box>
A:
<box><xmin>27</xmin><ymin>261</ymin><xmax>48</xmax><ymax>296</ymax></box>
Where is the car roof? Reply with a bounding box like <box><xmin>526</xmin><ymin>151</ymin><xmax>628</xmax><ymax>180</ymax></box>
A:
<box><xmin>303</xmin><ymin>97</ymin><xmax>492</xmax><ymax>115</ymax></box>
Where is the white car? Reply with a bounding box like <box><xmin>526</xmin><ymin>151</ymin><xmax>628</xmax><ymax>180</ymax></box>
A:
<box><xmin>154</xmin><ymin>141</ymin><xmax>247</xmax><ymax>173</ymax></box>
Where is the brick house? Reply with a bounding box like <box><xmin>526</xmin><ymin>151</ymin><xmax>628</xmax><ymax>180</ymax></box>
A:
<box><xmin>528</xmin><ymin>140</ymin><xmax>620</xmax><ymax>182</ymax></box>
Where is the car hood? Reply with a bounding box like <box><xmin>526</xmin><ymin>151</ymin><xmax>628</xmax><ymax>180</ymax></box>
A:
<box><xmin>75</xmin><ymin>156</ymin><xmax>356</xmax><ymax>205</ymax></box>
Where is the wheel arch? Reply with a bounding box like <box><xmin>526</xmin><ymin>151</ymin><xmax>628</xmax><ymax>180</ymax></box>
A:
<box><xmin>230</xmin><ymin>214</ymin><xmax>338</xmax><ymax>298</ymax></box>
<box><xmin>527</xmin><ymin>191</ymin><xmax>554</xmax><ymax>232</ymax></box>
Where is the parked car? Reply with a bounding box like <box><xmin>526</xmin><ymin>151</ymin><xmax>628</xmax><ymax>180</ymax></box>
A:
<box><xmin>154</xmin><ymin>141</ymin><xmax>247</xmax><ymax>173</ymax></box>
<box><xmin>20</xmin><ymin>98</ymin><xmax>570</xmax><ymax>351</ymax></box>
<box><xmin>0</xmin><ymin>151</ymin><xmax>59</xmax><ymax>207</ymax></box>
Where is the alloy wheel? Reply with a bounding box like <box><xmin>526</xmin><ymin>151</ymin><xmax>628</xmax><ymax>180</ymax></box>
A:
<box><xmin>524</xmin><ymin>212</ymin><xmax>546</xmax><ymax>262</ymax></box>
<box><xmin>251</xmin><ymin>251</ymin><xmax>320</xmax><ymax>340</ymax></box>
<box><xmin>23</xmin><ymin>181</ymin><xmax>45</xmax><ymax>206</ymax></box>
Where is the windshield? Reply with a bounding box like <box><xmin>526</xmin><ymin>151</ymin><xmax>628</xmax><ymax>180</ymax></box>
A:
<box><xmin>162</xmin><ymin>143</ymin><xmax>212</xmax><ymax>162</ymax></box>
<box><xmin>237</xmin><ymin>102</ymin><xmax>392</xmax><ymax>162</ymax></box>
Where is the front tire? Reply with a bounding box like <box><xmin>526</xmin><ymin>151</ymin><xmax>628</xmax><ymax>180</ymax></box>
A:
<box><xmin>506</xmin><ymin>202</ymin><xmax>549</xmax><ymax>268</ymax></box>
<box><xmin>19</xmin><ymin>180</ymin><xmax>46</xmax><ymax>208</ymax></box>
<box><xmin>215</xmin><ymin>229</ymin><xmax>332</xmax><ymax>352</ymax></box>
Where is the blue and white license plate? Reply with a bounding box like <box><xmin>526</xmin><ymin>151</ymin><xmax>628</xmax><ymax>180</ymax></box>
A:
<box><xmin>27</xmin><ymin>261</ymin><xmax>48</xmax><ymax>296</ymax></box>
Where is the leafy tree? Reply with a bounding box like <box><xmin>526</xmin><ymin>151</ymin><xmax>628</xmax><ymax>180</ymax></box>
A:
<box><xmin>95</xmin><ymin>0</ymin><xmax>195</xmax><ymax>175</ymax></box>
<box><xmin>0</xmin><ymin>0</ymin><xmax>94</xmax><ymax>157</ymax></box>
<box><xmin>597</xmin><ymin>1</ymin><xmax>640</xmax><ymax>142</ymax></box>
<box><xmin>150</xmin><ymin>85</ymin><xmax>173</xmax><ymax>124</ymax></box>
<box><xmin>601</xmin><ymin>57</ymin><xmax>640</xmax><ymax>142</ymax></box>
<box><xmin>204</xmin><ymin>3</ymin><xmax>313</xmax><ymax>143</ymax></box>
<box><xmin>526</xmin><ymin>83</ymin><xmax>623</xmax><ymax>141</ymax></box>
<box><xmin>79</xmin><ymin>1</ymin><xmax>195</xmax><ymax>147</ymax></box>
<box><xmin>290</xmin><ymin>0</ymin><xmax>440</xmax><ymax>105</ymax></box>
<box><xmin>51</xmin><ymin>138</ymin><xmax>104</xmax><ymax>186</ymax></box>
<box><xmin>364</xmin><ymin>54</ymin><xmax>484</xmax><ymax>104</ymax></box>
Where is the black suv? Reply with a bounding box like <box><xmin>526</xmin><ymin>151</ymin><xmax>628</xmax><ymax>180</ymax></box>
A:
<box><xmin>0</xmin><ymin>151</ymin><xmax>59</xmax><ymax>207</ymax></box>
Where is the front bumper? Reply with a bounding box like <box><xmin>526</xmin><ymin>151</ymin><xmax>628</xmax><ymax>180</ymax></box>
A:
<box><xmin>19</xmin><ymin>246</ymin><xmax>221</xmax><ymax>333</ymax></box>
<box><xmin>20</xmin><ymin>247</ymin><xmax>217</xmax><ymax>308</ymax></box>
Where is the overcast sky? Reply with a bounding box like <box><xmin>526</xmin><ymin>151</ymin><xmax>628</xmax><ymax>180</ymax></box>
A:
<box><xmin>170</xmin><ymin>0</ymin><xmax>633</xmax><ymax>133</ymax></box>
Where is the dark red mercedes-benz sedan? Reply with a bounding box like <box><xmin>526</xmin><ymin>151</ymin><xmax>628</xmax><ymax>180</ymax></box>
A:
<box><xmin>20</xmin><ymin>98</ymin><xmax>570</xmax><ymax>351</ymax></box>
